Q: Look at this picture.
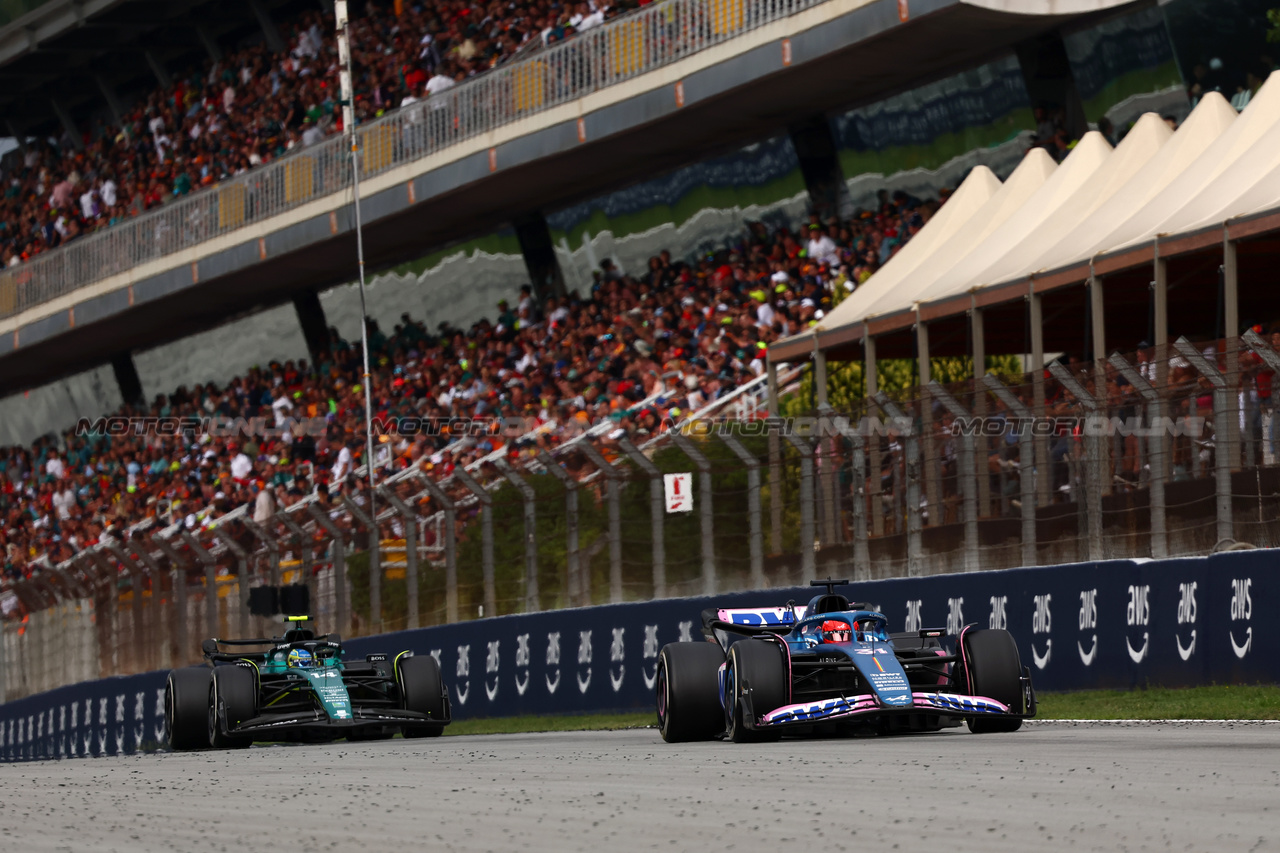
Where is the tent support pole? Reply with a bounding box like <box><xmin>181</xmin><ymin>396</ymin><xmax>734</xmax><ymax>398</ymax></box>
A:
<box><xmin>971</xmin><ymin>302</ymin><xmax>990</xmax><ymax>518</ymax></box>
<box><xmin>865</xmin><ymin>326</ymin><xmax>883</xmax><ymax>537</ymax></box>
<box><xmin>916</xmin><ymin>315</ymin><xmax>939</xmax><ymax>527</ymax></box>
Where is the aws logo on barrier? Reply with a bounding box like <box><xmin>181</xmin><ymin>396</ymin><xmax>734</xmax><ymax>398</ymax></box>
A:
<box><xmin>1031</xmin><ymin>594</ymin><xmax>1051</xmax><ymax>669</ymax></box>
<box><xmin>1127</xmin><ymin>584</ymin><xmax>1150</xmax><ymax>663</ymax></box>
<box><xmin>1230</xmin><ymin>578</ymin><xmax>1252</xmax><ymax>658</ymax></box>
<box><xmin>1078</xmin><ymin>589</ymin><xmax>1098</xmax><ymax>666</ymax></box>
<box><xmin>988</xmin><ymin>595</ymin><xmax>1007</xmax><ymax>630</ymax></box>
<box><xmin>1176</xmin><ymin>582</ymin><xmax>1197</xmax><ymax>661</ymax></box>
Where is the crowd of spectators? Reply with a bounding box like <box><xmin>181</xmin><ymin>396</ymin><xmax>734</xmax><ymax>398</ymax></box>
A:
<box><xmin>0</xmin><ymin>193</ymin><xmax>939</xmax><ymax>583</ymax></box>
<box><xmin>0</xmin><ymin>0</ymin><xmax>642</xmax><ymax>270</ymax></box>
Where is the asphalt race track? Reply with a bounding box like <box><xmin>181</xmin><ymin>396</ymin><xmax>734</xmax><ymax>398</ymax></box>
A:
<box><xmin>1</xmin><ymin>722</ymin><xmax>1277</xmax><ymax>852</ymax></box>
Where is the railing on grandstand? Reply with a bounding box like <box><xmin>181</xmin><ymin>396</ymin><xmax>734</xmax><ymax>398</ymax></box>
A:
<box><xmin>0</xmin><ymin>0</ymin><xmax>829</xmax><ymax>322</ymax></box>
<box><xmin>6</xmin><ymin>334</ymin><xmax>1280</xmax><ymax>702</ymax></box>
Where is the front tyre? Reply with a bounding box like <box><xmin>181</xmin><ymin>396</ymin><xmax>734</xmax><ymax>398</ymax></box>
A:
<box><xmin>656</xmin><ymin>642</ymin><xmax>725</xmax><ymax>743</ymax></box>
<box><xmin>165</xmin><ymin>667</ymin><xmax>211</xmax><ymax>751</ymax></box>
<box><xmin>399</xmin><ymin>654</ymin><xmax>446</xmax><ymax>738</ymax></box>
<box><xmin>208</xmin><ymin>666</ymin><xmax>256</xmax><ymax>749</ymax></box>
<box><xmin>725</xmin><ymin>639</ymin><xmax>787</xmax><ymax>743</ymax></box>
<box><xmin>961</xmin><ymin>628</ymin><xmax>1024</xmax><ymax>734</ymax></box>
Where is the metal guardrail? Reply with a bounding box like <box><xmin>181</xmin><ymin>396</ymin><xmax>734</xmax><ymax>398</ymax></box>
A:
<box><xmin>0</xmin><ymin>0</ymin><xmax>829</xmax><ymax>322</ymax></box>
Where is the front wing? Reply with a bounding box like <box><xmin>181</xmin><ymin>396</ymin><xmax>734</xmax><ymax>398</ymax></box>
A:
<box><xmin>752</xmin><ymin>691</ymin><xmax>1017</xmax><ymax>728</ymax></box>
<box><xmin>230</xmin><ymin>703</ymin><xmax>451</xmax><ymax>737</ymax></box>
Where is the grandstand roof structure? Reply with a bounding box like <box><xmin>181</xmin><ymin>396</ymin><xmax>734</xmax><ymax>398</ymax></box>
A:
<box><xmin>0</xmin><ymin>0</ymin><xmax>1145</xmax><ymax>396</ymax></box>
<box><xmin>771</xmin><ymin>71</ymin><xmax>1280</xmax><ymax>365</ymax></box>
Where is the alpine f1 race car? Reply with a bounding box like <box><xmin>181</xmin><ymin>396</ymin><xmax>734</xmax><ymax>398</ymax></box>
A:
<box><xmin>656</xmin><ymin>580</ymin><xmax>1036</xmax><ymax>742</ymax></box>
<box><xmin>164</xmin><ymin>617</ymin><xmax>450</xmax><ymax>749</ymax></box>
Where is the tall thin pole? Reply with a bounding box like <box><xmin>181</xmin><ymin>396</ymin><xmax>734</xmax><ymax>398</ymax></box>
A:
<box><xmin>337</xmin><ymin>1</ymin><xmax>379</xmax><ymax>566</ymax></box>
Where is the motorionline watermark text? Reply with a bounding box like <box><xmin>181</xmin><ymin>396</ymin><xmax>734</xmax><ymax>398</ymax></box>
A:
<box><xmin>74</xmin><ymin>413</ymin><xmax>1207</xmax><ymax>441</ymax></box>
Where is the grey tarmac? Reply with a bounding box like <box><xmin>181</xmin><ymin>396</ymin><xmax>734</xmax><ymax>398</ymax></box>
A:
<box><xmin>1</xmin><ymin>722</ymin><xmax>1277</xmax><ymax>852</ymax></box>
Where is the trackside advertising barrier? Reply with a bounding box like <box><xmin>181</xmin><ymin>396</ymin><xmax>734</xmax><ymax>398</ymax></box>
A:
<box><xmin>0</xmin><ymin>550</ymin><xmax>1274</xmax><ymax>760</ymax></box>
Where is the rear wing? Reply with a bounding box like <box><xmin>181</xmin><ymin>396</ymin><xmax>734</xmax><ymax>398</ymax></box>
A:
<box><xmin>701</xmin><ymin>606</ymin><xmax>810</xmax><ymax>639</ymax></box>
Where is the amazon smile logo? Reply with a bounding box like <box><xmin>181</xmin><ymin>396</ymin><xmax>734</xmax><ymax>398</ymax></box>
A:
<box><xmin>1031</xmin><ymin>594</ymin><xmax>1052</xmax><ymax>669</ymax></box>
<box><xmin>1175</xmin><ymin>582</ymin><xmax>1197</xmax><ymax>661</ymax></box>
<box><xmin>1078</xmin><ymin>588</ymin><xmax>1098</xmax><ymax>666</ymax></box>
<box><xmin>1126</xmin><ymin>584</ymin><xmax>1150</xmax><ymax>663</ymax></box>
<box><xmin>1230</xmin><ymin>578</ymin><xmax>1252</xmax><ymax>659</ymax></box>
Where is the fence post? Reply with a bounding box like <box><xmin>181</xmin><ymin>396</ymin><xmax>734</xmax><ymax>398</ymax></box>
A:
<box><xmin>670</xmin><ymin>434</ymin><xmax>717</xmax><ymax>596</ymax></box>
<box><xmin>1244</xmin><ymin>328</ymin><xmax>1280</xmax><ymax>468</ymax></box>
<box><xmin>276</xmin><ymin>510</ymin><xmax>318</xmax><ymax>621</ymax></box>
<box><xmin>151</xmin><ymin>535</ymin><xmax>191</xmax><ymax>664</ymax></box>
<box><xmin>848</xmin><ymin>417</ymin><xmax>871</xmax><ymax>579</ymax></box>
<box><xmin>241</xmin><ymin>516</ymin><xmax>281</xmax><ymax>587</ymax></box>
<box><xmin>720</xmin><ymin>434</ymin><xmax>764</xmax><ymax>589</ymax></box>
<box><xmin>179</xmin><ymin>532</ymin><xmax>221</xmax><ymax>641</ymax></box>
<box><xmin>454</xmin><ymin>468</ymin><xmax>497</xmax><ymax>617</ymax></box>
<box><xmin>767</xmin><ymin>361</ymin><xmax>784</xmax><ymax>554</ymax></box>
<box><xmin>1174</xmin><ymin>337</ymin><xmax>1234</xmax><ymax>545</ymax></box>
<box><xmin>537</xmin><ymin>451</ymin><xmax>582</xmax><ymax>607</ymax></box>
<box><xmin>579</xmin><ymin>441</ymin><xmax>624</xmax><ymax>603</ymax></box>
<box><xmin>1048</xmin><ymin>363</ymin><xmax>1104</xmax><ymax>562</ymax></box>
<box><xmin>379</xmin><ymin>489</ymin><xmax>420</xmax><ymax>629</ymax></box>
<box><xmin>617</xmin><ymin>437</ymin><xmax>666</xmax><ymax>598</ymax></box>
<box><xmin>101</xmin><ymin>541</ymin><xmax>151</xmax><ymax>672</ymax></box>
<box><xmin>126</xmin><ymin>538</ymin><xmax>173</xmax><ymax>667</ymax></box>
<box><xmin>338</xmin><ymin>494</ymin><xmax>382</xmax><ymax>631</ymax></box>
<box><xmin>982</xmin><ymin>374</ymin><xmax>1037</xmax><ymax>567</ymax></box>
<box><xmin>1109</xmin><ymin>353</ymin><xmax>1167</xmax><ymax>558</ymax></box>
<box><xmin>874</xmin><ymin>393</ymin><xmax>923</xmax><ymax>577</ymax></box>
<box><xmin>928</xmin><ymin>382</ymin><xmax>980</xmax><ymax>572</ymax></box>
<box><xmin>210</xmin><ymin>527</ymin><xmax>254</xmax><ymax>640</ymax></box>
<box><xmin>417</xmin><ymin>477</ymin><xmax>458</xmax><ymax>623</ymax></box>
<box><xmin>494</xmin><ymin>459</ymin><xmax>539</xmax><ymax>613</ymax></box>
<box><xmin>783</xmin><ymin>434</ymin><xmax>817</xmax><ymax>583</ymax></box>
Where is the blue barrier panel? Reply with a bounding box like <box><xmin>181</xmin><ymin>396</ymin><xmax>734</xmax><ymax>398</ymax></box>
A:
<box><xmin>2</xmin><ymin>551</ymin><xmax>1274</xmax><ymax>760</ymax></box>
<box><xmin>0</xmin><ymin>670</ymin><xmax>168</xmax><ymax>762</ymax></box>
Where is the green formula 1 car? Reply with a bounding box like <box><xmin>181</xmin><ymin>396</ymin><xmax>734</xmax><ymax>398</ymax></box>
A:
<box><xmin>164</xmin><ymin>617</ymin><xmax>450</xmax><ymax>749</ymax></box>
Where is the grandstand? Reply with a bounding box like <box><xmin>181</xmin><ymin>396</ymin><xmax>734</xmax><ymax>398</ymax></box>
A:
<box><xmin>4</xmin><ymin>0</ymin><xmax>1280</xmax><ymax>699</ymax></box>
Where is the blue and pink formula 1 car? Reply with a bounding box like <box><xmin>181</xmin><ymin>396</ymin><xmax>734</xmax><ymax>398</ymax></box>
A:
<box><xmin>655</xmin><ymin>580</ymin><xmax>1036</xmax><ymax>742</ymax></box>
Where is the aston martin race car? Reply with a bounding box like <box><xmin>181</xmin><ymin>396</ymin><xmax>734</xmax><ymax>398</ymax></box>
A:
<box><xmin>164</xmin><ymin>617</ymin><xmax>449</xmax><ymax>749</ymax></box>
<box><xmin>655</xmin><ymin>580</ymin><xmax>1036</xmax><ymax>742</ymax></box>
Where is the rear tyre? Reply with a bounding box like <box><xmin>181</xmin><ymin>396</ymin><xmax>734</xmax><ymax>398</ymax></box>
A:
<box><xmin>165</xmin><ymin>667</ymin><xmax>211</xmax><ymax>751</ymax></box>
<box><xmin>656</xmin><ymin>642</ymin><xmax>725</xmax><ymax>743</ymax></box>
<box><xmin>961</xmin><ymin>629</ymin><xmax>1024</xmax><ymax>734</ymax></box>
<box><xmin>208</xmin><ymin>666</ymin><xmax>256</xmax><ymax>749</ymax></box>
<box><xmin>725</xmin><ymin>639</ymin><xmax>787</xmax><ymax>743</ymax></box>
<box><xmin>399</xmin><ymin>654</ymin><xmax>446</xmax><ymax>738</ymax></box>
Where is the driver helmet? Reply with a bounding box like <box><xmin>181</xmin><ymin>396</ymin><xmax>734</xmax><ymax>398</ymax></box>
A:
<box><xmin>287</xmin><ymin>648</ymin><xmax>314</xmax><ymax>668</ymax></box>
<box><xmin>820</xmin><ymin>619</ymin><xmax>851</xmax><ymax>644</ymax></box>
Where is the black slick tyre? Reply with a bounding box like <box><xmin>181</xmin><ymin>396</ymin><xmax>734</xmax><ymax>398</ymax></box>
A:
<box><xmin>655</xmin><ymin>642</ymin><xmax>725</xmax><ymax>742</ymax></box>
<box><xmin>725</xmin><ymin>639</ymin><xmax>787</xmax><ymax>743</ymax></box>
<box><xmin>399</xmin><ymin>654</ymin><xmax>446</xmax><ymax>738</ymax></box>
<box><xmin>208</xmin><ymin>666</ymin><xmax>256</xmax><ymax>749</ymax></box>
<box><xmin>165</xmin><ymin>667</ymin><xmax>211</xmax><ymax>751</ymax></box>
<box><xmin>961</xmin><ymin>628</ymin><xmax>1024</xmax><ymax>734</ymax></box>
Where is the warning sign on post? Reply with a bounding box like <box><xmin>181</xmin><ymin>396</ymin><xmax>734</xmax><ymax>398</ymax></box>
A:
<box><xmin>664</xmin><ymin>473</ymin><xmax>693</xmax><ymax>513</ymax></box>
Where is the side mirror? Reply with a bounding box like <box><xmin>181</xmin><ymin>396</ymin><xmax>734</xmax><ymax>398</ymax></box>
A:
<box><xmin>201</xmin><ymin>639</ymin><xmax>218</xmax><ymax>656</ymax></box>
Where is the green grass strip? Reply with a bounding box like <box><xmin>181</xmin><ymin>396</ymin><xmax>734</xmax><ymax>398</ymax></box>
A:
<box><xmin>1035</xmin><ymin>685</ymin><xmax>1280</xmax><ymax>721</ymax></box>
<box><xmin>439</xmin><ymin>686</ymin><xmax>1280</xmax><ymax>737</ymax></box>
<box><xmin>444</xmin><ymin>712</ymin><xmax>655</xmax><ymax>736</ymax></box>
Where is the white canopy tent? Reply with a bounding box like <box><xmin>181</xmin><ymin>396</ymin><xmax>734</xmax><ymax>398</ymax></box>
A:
<box><xmin>816</xmin><ymin>165</ymin><xmax>1003</xmax><ymax>330</ymax></box>
<box><xmin>821</xmin><ymin>148</ymin><xmax>1058</xmax><ymax>328</ymax></box>
<box><xmin>1099</xmin><ymin>72</ymin><xmax>1280</xmax><ymax>253</ymax></box>
<box><xmin>1025</xmin><ymin>92</ymin><xmax>1237</xmax><ymax>271</ymax></box>
<box><xmin>907</xmin><ymin>131</ymin><xmax>1113</xmax><ymax>306</ymax></box>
